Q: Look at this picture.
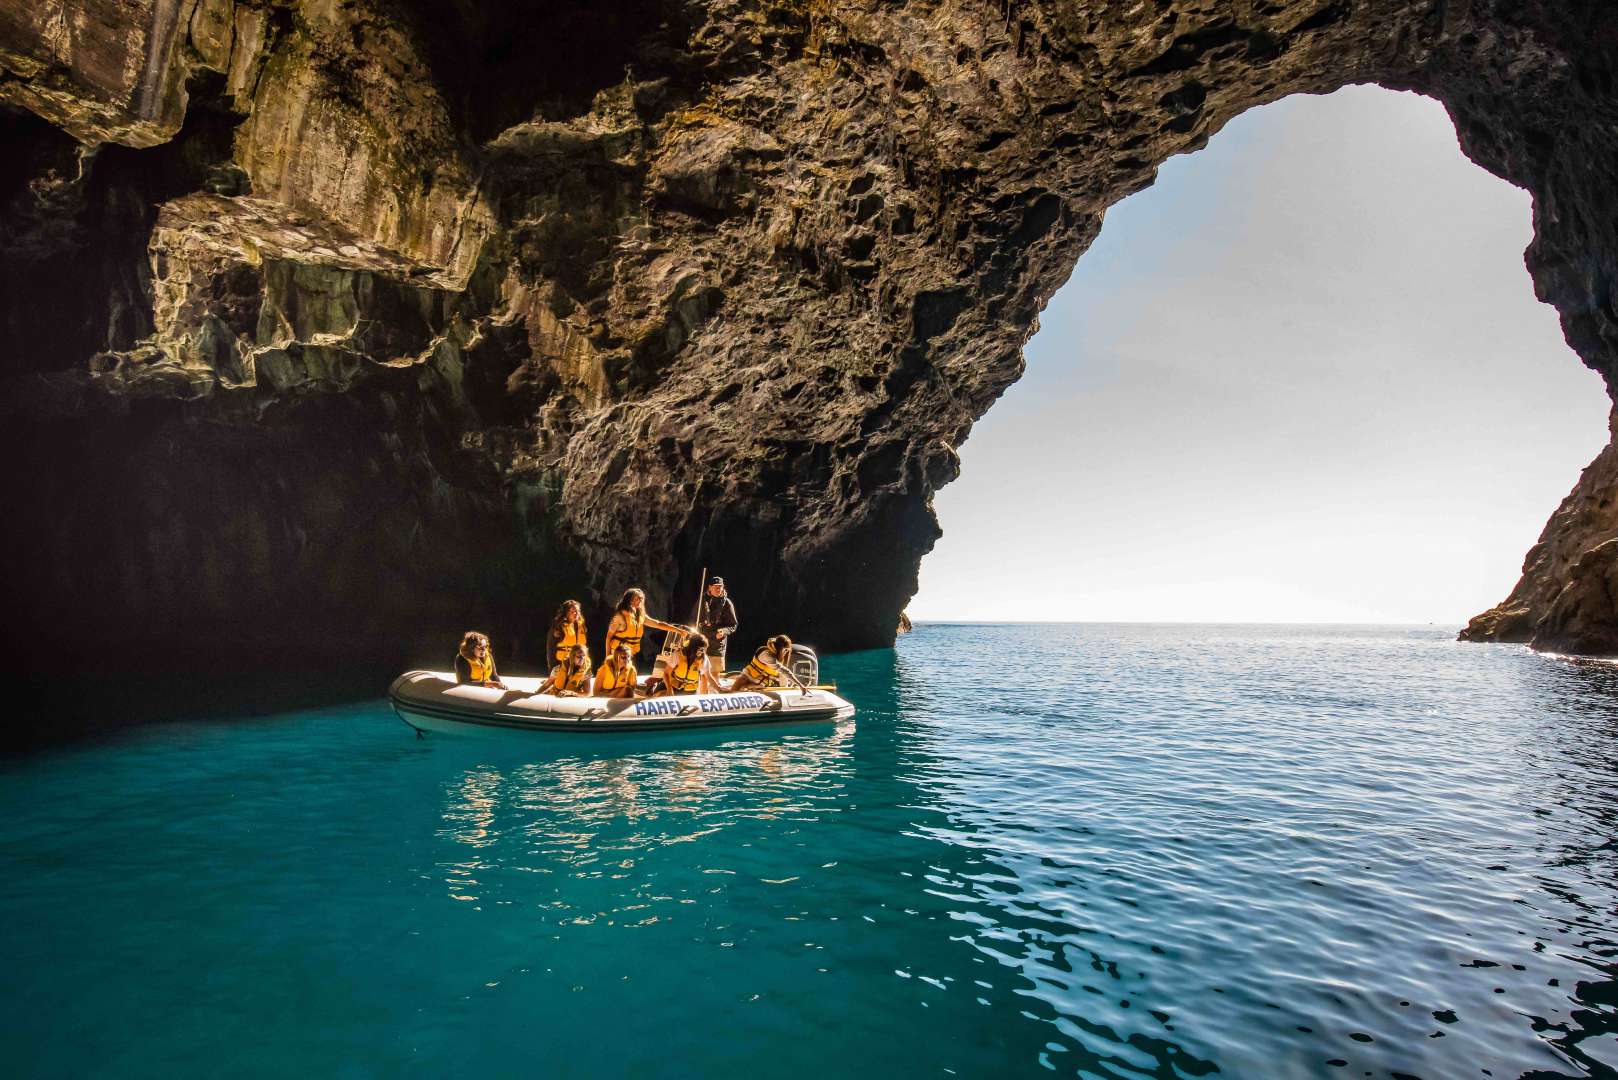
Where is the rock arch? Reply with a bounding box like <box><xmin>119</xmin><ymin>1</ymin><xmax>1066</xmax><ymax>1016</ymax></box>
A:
<box><xmin>0</xmin><ymin>0</ymin><xmax>1613</xmax><ymax>691</ymax></box>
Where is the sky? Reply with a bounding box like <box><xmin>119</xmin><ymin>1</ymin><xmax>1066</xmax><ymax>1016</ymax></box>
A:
<box><xmin>911</xmin><ymin>85</ymin><xmax>1610</xmax><ymax>626</ymax></box>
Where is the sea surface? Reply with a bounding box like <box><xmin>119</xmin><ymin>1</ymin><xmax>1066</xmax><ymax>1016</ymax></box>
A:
<box><xmin>3</xmin><ymin>624</ymin><xmax>1617</xmax><ymax>1078</ymax></box>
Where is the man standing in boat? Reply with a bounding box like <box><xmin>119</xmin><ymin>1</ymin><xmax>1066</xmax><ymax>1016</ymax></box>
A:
<box><xmin>697</xmin><ymin>576</ymin><xmax>738</xmax><ymax>675</ymax></box>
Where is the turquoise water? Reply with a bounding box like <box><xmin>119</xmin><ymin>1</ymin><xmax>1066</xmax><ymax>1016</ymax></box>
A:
<box><xmin>4</xmin><ymin>624</ymin><xmax>1617</xmax><ymax>1078</ymax></box>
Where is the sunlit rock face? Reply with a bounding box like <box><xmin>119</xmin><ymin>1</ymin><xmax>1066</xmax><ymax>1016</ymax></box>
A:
<box><xmin>1461</xmin><ymin>408</ymin><xmax>1618</xmax><ymax>655</ymax></box>
<box><xmin>1</xmin><ymin>0</ymin><xmax>1616</xmax><ymax>688</ymax></box>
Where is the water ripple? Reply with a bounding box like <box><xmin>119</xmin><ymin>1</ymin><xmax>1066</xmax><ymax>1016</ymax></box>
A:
<box><xmin>2</xmin><ymin>625</ymin><xmax>1617</xmax><ymax>1077</ymax></box>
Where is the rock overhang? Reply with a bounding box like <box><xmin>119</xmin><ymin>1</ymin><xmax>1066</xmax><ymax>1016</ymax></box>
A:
<box><xmin>0</xmin><ymin>0</ymin><xmax>1615</xmax><ymax>717</ymax></box>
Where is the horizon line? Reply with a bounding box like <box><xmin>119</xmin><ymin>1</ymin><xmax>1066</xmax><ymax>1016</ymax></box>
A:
<box><xmin>905</xmin><ymin>618</ymin><xmax>1463</xmax><ymax>627</ymax></box>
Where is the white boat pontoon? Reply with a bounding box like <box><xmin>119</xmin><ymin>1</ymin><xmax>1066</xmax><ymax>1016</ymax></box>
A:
<box><xmin>390</xmin><ymin>646</ymin><xmax>854</xmax><ymax>736</ymax></box>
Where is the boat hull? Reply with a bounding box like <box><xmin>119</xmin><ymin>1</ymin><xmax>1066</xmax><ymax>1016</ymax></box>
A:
<box><xmin>388</xmin><ymin>670</ymin><xmax>855</xmax><ymax>736</ymax></box>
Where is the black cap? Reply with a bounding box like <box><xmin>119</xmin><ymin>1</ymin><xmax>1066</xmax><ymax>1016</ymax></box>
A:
<box><xmin>709</xmin><ymin>576</ymin><xmax>724</xmax><ymax>586</ymax></box>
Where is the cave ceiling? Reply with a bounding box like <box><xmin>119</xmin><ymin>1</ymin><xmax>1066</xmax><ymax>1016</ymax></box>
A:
<box><xmin>1</xmin><ymin>0</ymin><xmax>1615</xmax><ymax>674</ymax></box>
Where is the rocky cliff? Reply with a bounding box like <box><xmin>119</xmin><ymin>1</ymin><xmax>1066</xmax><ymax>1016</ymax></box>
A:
<box><xmin>3</xmin><ymin>0</ymin><xmax>1617</xmax><ymax>709</ymax></box>
<box><xmin>1460</xmin><ymin>407</ymin><xmax>1618</xmax><ymax>654</ymax></box>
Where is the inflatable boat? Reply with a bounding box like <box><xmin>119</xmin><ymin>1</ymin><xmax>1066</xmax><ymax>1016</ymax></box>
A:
<box><xmin>389</xmin><ymin>647</ymin><xmax>854</xmax><ymax>736</ymax></box>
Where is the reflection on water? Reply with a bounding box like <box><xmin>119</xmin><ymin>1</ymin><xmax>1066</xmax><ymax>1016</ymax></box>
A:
<box><xmin>1</xmin><ymin>626</ymin><xmax>1617</xmax><ymax>1078</ymax></box>
<box><xmin>436</xmin><ymin>723</ymin><xmax>855</xmax><ymax>914</ymax></box>
<box><xmin>447</xmin><ymin>722</ymin><xmax>856</xmax><ymax>826</ymax></box>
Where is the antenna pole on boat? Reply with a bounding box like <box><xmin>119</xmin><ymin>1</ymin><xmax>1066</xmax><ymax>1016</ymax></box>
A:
<box><xmin>691</xmin><ymin>564</ymin><xmax>712</xmax><ymax>685</ymax></box>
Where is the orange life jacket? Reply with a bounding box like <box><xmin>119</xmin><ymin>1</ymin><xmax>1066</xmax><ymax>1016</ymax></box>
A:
<box><xmin>549</xmin><ymin>663</ymin><xmax>589</xmax><ymax>693</ymax></box>
<box><xmin>667</xmin><ymin>656</ymin><xmax>703</xmax><ymax>694</ymax></box>
<box><xmin>744</xmin><ymin>648</ymin><xmax>783</xmax><ymax>684</ymax></box>
<box><xmin>606</xmin><ymin>610</ymin><xmax>646</xmax><ymax>654</ymax></box>
<box><xmin>465</xmin><ymin>651</ymin><xmax>494</xmax><ymax>682</ymax></box>
<box><xmin>554</xmin><ymin>618</ymin><xmax>586</xmax><ymax>662</ymax></box>
<box><xmin>596</xmin><ymin>659</ymin><xmax>637</xmax><ymax>692</ymax></box>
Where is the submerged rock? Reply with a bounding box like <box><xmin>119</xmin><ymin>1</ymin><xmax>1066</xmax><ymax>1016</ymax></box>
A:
<box><xmin>2</xmin><ymin>0</ymin><xmax>1618</xmax><ymax>704</ymax></box>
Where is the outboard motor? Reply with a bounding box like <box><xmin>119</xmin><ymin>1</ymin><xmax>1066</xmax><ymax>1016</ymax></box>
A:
<box><xmin>789</xmin><ymin>645</ymin><xmax>820</xmax><ymax>686</ymax></box>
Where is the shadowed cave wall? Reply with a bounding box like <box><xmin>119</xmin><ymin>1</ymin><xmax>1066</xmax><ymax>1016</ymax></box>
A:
<box><xmin>2</xmin><ymin>0</ymin><xmax>1618</xmax><ymax>735</ymax></box>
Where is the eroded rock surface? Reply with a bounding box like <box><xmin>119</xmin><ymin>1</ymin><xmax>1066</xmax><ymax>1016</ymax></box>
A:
<box><xmin>1462</xmin><ymin>409</ymin><xmax>1618</xmax><ymax>654</ymax></box>
<box><xmin>2</xmin><ymin>0</ymin><xmax>1618</xmax><ymax>701</ymax></box>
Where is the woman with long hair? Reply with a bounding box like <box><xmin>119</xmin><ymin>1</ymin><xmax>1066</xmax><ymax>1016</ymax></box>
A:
<box><xmin>454</xmin><ymin>632</ymin><xmax>506</xmax><ymax>689</ymax></box>
<box><xmin>653</xmin><ymin>632</ymin><xmax>721</xmax><ymax>696</ymax></box>
<box><xmin>728</xmin><ymin>634</ymin><xmax>805</xmax><ymax>692</ymax></box>
<box><xmin>603</xmin><ymin>587</ymin><xmax>687</xmax><ymax>661</ymax></box>
<box><xmin>539</xmin><ymin>643</ymin><xmax>592</xmax><ymax>697</ymax></box>
<box><xmin>548</xmin><ymin>599</ymin><xmax>588</xmax><ymax>667</ymax></box>
<box><xmin>595</xmin><ymin>642</ymin><xmax>639</xmax><ymax>699</ymax></box>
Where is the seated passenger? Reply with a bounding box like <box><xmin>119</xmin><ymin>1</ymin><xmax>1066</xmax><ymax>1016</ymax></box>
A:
<box><xmin>540</xmin><ymin>644</ymin><xmax>592</xmax><ymax>697</ymax></box>
<box><xmin>595</xmin><ymin>643</ymin><xmax>639</xmax><ymax>699</ymax></box>
<box><xmin>729</xmin><ymin>635</ymin><xmax>805</xmax><ymax>692</ymax></box>
<box><xmin>455</xmin><ymin>631</ymin><xmax>507</xmax><ymax>689</ymax></box>
<box><xmin>604</xmin><ymin>587</ymin><xmax>690</xmax><ymax>661</ymax></box>
<box><xmin>654</xmin><ymin>633</ymin><xmax>720</xmax><ymax>696</ymax></box>
<box><xmin>548</xmin><ymin>599</ymin><xmax>588</xmax><ymax>668</ymax></box>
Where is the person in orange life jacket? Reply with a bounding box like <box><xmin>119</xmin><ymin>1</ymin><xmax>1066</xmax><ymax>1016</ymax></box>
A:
<box><xmin>651</xmin><ymin>633</ymin><xmax>722</xmax><ymax>696</ymax></box>
<box><xmin>548</xmin><ymin>599</ymin><xmax>588</xmax><ymax>666</ymax></box>
<box><xmin>455</xmin><ymin>632</ymin><xmax>507</xmax><ymax>689</ymax></box>
<box><xmin>697</xmin><ymin>576</ymin><xmax>738</xmax><ymax>672</ymax></box>
<box><xmin>603</xmin><ymin>587</ymin><xmax>689</xmax><ymax>662</ymax></box>
<box><xmin>540</xmin><ymin>644</ymin><xmax>592</xmax><ymax>697</ymax></box>
<box><xmin>595</xmin><ymin>642</ymin><xmax>639</xmax><ymax>699</ymax></box>
<box><xmin>728</xmin><ymin>634</ymin><xmax>805</xmax><ymax>692</ymax></box>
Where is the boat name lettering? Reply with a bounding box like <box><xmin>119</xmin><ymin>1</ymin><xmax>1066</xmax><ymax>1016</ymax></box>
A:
<box><xmin>632</xmin><ymin>693</ymin><xmax>768</xmax><ymax>717</ymax></box>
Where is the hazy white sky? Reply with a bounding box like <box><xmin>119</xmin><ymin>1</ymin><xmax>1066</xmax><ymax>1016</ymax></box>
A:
<box><xmin>912</xmin><ymin>86</ymin><xmax>1609</xmax><ymax>625</ymax></box>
